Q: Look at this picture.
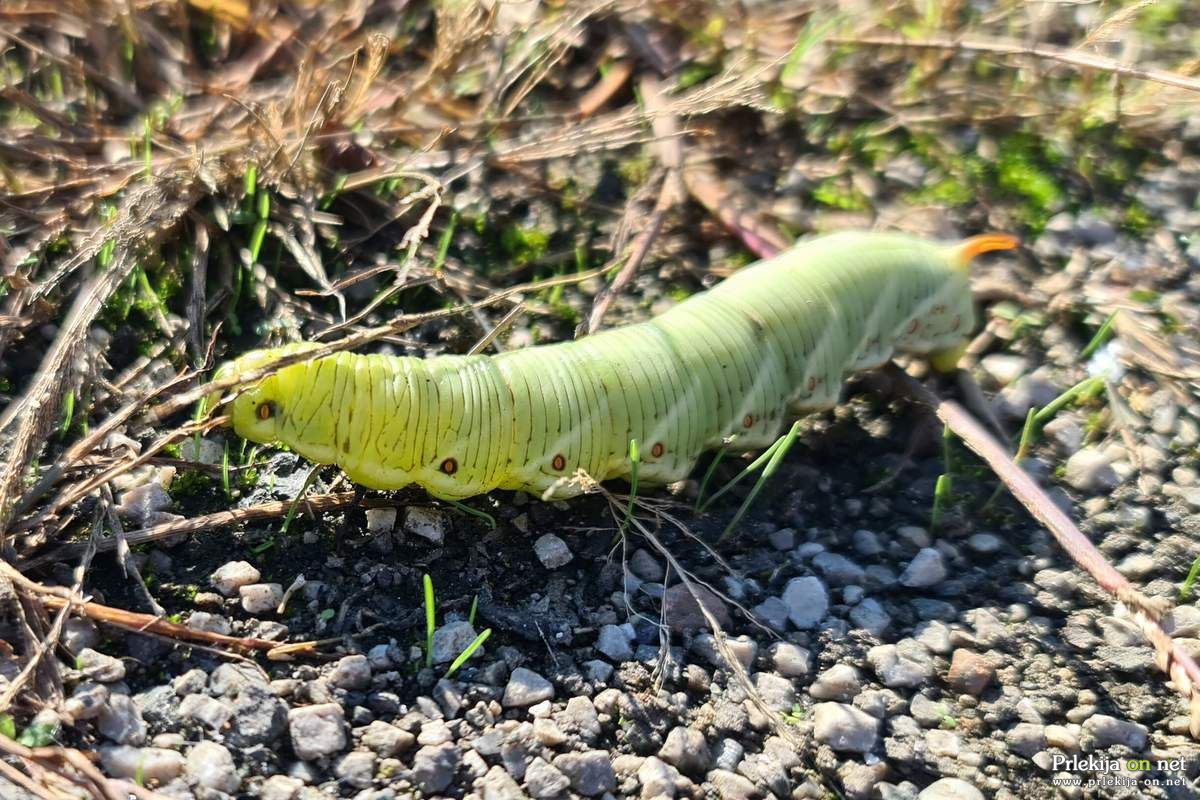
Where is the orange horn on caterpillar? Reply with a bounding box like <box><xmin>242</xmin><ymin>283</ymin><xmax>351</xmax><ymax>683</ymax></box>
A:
<box><xmin>953</xmin><ymin>232</ymin><xmax>1019</xmax><ymax>268</ymax></box>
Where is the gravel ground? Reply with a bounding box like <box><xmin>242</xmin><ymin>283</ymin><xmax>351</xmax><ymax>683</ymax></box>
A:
<box><xmin>13</xmin><ymin>171</ymin><xmax>1200</xmax><ymax>800</ymax></box>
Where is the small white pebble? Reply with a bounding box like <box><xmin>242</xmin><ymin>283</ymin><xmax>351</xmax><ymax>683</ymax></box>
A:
<box><xmin>239</xmin><ymin>583</ymin><xmax>284</xmax><ymax>615</ymax></box>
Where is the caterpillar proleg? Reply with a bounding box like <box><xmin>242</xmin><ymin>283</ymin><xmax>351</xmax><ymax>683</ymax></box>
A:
<box><xmin>212</xmin><ymin>230</ymin><xmax>1016</xmax><ymax>500</ymax></box>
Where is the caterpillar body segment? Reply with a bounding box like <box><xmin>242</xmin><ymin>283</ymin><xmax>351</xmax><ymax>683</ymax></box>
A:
<box><xmin>215</xmin><ymin>230</ymin><xmax>1015</xmax><ymax>500</ymax></box>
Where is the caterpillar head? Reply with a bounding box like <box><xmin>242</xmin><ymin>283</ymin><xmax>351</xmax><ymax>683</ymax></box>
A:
<box><xmin>207</xmin><ymin>343</ymin><xmax>320</xmax><ymax>444</ymax></box>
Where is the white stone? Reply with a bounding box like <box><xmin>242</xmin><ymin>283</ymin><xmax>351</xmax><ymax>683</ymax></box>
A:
<box><xmin>813</xmin><ymin>702</ymin><xmax>878</xmax><ymax>753</ymax></box>
<box><xmin>365</xmin><ymin>507</ymin><xmax>397</xmax><ymax>534</ymax></box>
<box><xmin>239</xmin><ymin>583</ymin><xmax>283</xmax><ymax>614</ymax></box>
<box><xmin>210</xmin><ymin>561</ymin><xmax>261</xmax><ymax>597</ymax></box>
<box><xmin>404</xmin><ymin>507</ymin><xmax>448</xmax><ymax>544</ymax></box>
<box><xmin>100</xmin><ymin>745</ymin><xmax>185</xmax><ymax>783</ymax></box>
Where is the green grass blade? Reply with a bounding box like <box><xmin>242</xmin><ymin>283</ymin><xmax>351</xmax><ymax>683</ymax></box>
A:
<box><xmin>720</xmin><ymin>421</ymin><xmax>801</xmax><ymax>540</ymax></box>
<box><xmin>1080</xmin><ymin>310</ymin><xmax>1119</xmax><ymax>360</ymax></box>
<box><xmin>444</xmin><ymin>498</ymin><xmax>496</xmax><ymax>529</ymax></box>
<box><xmin>931</xmin><ymin>473</ymin><xmax>952</xmax><ymax>531</ymax></box>
<box><xmin>468</xmin><ymin>595</ymin><xmax>478</xmax><ymax>627</ymax></box>
<box><xmin>617</xmin><ymin>439</ymin><xmax>639</xmax><ymax>536</ymax></box>
<box><xmin>1033</xmin><ymin>375</ymin><xmax>1105</xmax><ymax>427</ymax></box>
<box><xmin>694</xmin><ymin>442</ymin><xmax>732</xmax><ymax>512</ymax></box>
<box><xmin>444</xmin><ymin>628</ymin><xmax>491</xmax><ymax>678</ymax></box>
<box><xmin>1180</xmin><ymin>556</ymin><xmax>1200</xmax><ymax>602</ymax></box>
<box><xmin>423</xmin><ymin>573</ymin><xmax>436</xmax><ymax>669</ymax></box>
<box><xmin>280</xmin><ymin>465</ymin><xmax>320</xmax><ymax>534</ymax></box>
<box><xmin>699</xmin><ymin>433</ymin><xmax>787</xmax><ymax>514</ymax></box>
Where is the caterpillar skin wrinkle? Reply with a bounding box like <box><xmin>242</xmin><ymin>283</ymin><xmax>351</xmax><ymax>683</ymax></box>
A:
<box><xmin>213</xmin><ymin>231</ymin><xmax>1017</xmax><ymax>501</ymax></box>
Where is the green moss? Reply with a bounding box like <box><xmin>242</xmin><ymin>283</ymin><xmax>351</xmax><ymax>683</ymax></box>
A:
<box><xmin>677</xmin><ymin>61</ymin><xmax>720</xmax><ymax>90</ymax></box>
<box><xmin>1121</xmin><ymin>202</ymin><xmax>1154</xmax><ymax>238</ymax></box>
<box><xmin>812</xmin><ymin>177</ymin><xmax>869</xmax><ymax>211</ymax></box>
<box><xmin>906</xmin><ymin>177</ymin><xmax>973</xmax><ymax>207</ymax></box>
<box><xmin>989</xmin><ymin>133</ymin><xmax>1067</xmax><ymax>231</ymax></box>
<box><xmin>169</xmin><ymin>469</ymin><xmax>212</xmax><ymax>501</ymax></box>
<box><xmin>500</xmin><ymin>225</ymin><xmax>550</xmax><ymax>267</ymax></box>
<box><xmin>616</xmin><ymin>151</ymin><xmax>653</xmax><ymax>188</ymax></box>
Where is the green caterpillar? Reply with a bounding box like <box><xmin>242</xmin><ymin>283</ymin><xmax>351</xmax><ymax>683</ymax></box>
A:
<box><xmin>211</xmin><ymin>231</ymin><xmax>1016</xmax><ymax>500</ymax></box>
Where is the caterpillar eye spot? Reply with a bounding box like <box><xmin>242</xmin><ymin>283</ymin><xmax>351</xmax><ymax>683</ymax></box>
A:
<box><xmin>907</xmin><ymin>318</ymin><xmax>920</xmax><ymax>334</ymax></box>
<box><xmin>552</xmin><ymin>454</ymin><xmax>566</xmax><ymax>471</ymax></box>
<box><xmin>440</xmin><ymin>458</ymin><xmax>458</xmax><ymax>475</ymax></box>
<box><xmin>743</xmin><ymin>415</ymin><xmax>755</xmax><ymax>428</ymax></box>
<box><xmin>256</xmin><ymin>401</ymin><xmax>276</xmax><ymax>421</ymax></box>
<box><xmin>651</xmin><ymin>443</ymin><xmax>664</xmax><ymax>458</ymax></box>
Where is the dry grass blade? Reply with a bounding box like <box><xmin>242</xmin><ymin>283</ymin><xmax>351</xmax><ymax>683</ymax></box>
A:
<box><xmin>891</xmin><ymin>365</ymin><xmax>1200</xmax><ymax>736</ymax></box>
<box><xmin>833</xmin><ymin>33</ymin><xmax>1200</xmax><ymax>94</ymax></box>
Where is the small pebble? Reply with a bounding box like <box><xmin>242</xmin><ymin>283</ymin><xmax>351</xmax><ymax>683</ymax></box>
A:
<box><xmin>210</xmin><ymin>561</ymin><xmax>261</xmax><ymax>597</ymax></box>
<box><xmin>533</xmin><ymin>533</ymin><xmax>573</xmax><ymax>568</ymax></box>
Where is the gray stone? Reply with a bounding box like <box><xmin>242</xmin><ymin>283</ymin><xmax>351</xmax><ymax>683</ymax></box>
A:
<box><xmin>117</xmin><ymin>483</ymin><xmax>174</xmax><ymax>526</ymax></box>
<box><xmin>503</xmin><ymin>667</ymin><xmax>554</xmax><ymax>707</ymax></box>
<box><xmin>100</xmin><ymin>745</ymin><xmax>185</xmax><ymax>783</ymax></box>
<box><xmin>629</xmin><ymin>549</ymin><xmax>665</xmax><ymax>581</ymax></box>
<box><xmin>752</xmin><ymin>672</ymin><xmax>795</xmax><ymax>712</ymax></box>
<box><xmin>638</xmin><ymin>756</ymin><xmax>677</xmax><ymax>797</ymax></box>
<box><xmin>64</xmin><ymin>681</ymin><xmax>109</xmax><ymax>720</ymax></box>
<box><xmin>260</xmin><ymin>774</ymin><xmax>303</xmax><ymax>800</ymax></box>
<box><xmin>360</xmin><ymin>720</ymin><xmax>415</xmax><ymax>757</ymax></box>
<box><xmin>533</xmin><ymin>534</ymin><xmax>573</xmax><ymax>569</ymax></box>
<box><xmin>691</xmin><ymin>633</ymin><xmax>757</xmax><ymax>671</ymax></box>
<box><xmin>431</xmin><ymin>620</ymin><xmax>482</xmax><ymax>666</ymax></box>
<box><xmin>768</xmin><ymin>642</ymin><xmax>811</xmax><ymax>677</ymax></box>
<box><xmin>334</xmin><ymin>751</ymin><xmax>376</xmax><ymax>789</ymax></box>
<box><xmin>752</xmin><ymin>597</ymin><xmax>790</xmax><ymax>631</ymax></box>
<box><xmin>552</xmin><ymin>751</ymin><xmax>616</xmax><ymax>796</ymax></box>
<box><xmin>595</xmin><ymin>624</ymin><xmax>634</xmax><ymax>662</ymax></box>
<box><xmin>706</xmin><ymin>769</ymin><xmax>758</xmax><ymax>800</ymax></box>
<box><xmin>98</xmin><ymin>694</ymin><xmax>146</xmax><ymax>745</ymax></box>
<box><xmin>404</xmin><ymin>507</ymin><xmax>448</xmax><ymax>544</ymax></box>
<box><xmin>658</xmin><ymin>726</ymin><xmax>710</xmax><ymax>776</ymax></box>
<box><xmin>76</xmin><ymin>648</ymin><xmax>126</xmax><ymax>683</ymax></box>
<box><xmin>900</xmin><ymin>548</ymin><xmax>947</xmax><ymax>588</ymax></box>
<box><xmin>781</xmin><ymin>576</ymin><xmax>828</xmax><ymax>630</ymax></box>
<box><xmin>288</xmin><ymin>703</ymin><xmax>347</xmax><ymax>760</ymax></box>
<box><xmin>813</xmin><ymin>702</ymin><xmax>878</xmax><ymax>753</ymax></box>
<box><xmin>850</xmin><ymin>598</ymin><xmax>892</xmax><ymax>635</ymax></box>
<box><xmin>478</xmin><ymin>764</ymin><xmax>526</xmax><ymax>800</ymax></box>
<box><xmin>1006</xmin><ymin>722</ymin><xmax>1047</xmax><ymax>758</ymax></box>
<box><xmin>662</xmin><ymin>583</ymin><xmax>731</xmax><ymax>631</ymax></box>
<box><xmin>809</xmin><ymin>664</ymin><xmax>861</xmax><ymax>701</ymax></box>
<box><xmin>918</xmin><ymin>778</ymin><xmax>984</xmax><ymax>800</ymax></box>
<box><xmin>556</xmin><ymin>696</ymin><xmax>601</xmax><ymax>742</ymax></box>
<box><xmin>867</xmin><ymin>640</ymin><xmax>935</xmax><ymax>688</ymax></box>
<box><xmin>330</xmin><ymin>654</ymin><xmax>372</xmax><ymax>690</ymax></box>
<box><xmin>524</xmin><ymin>757</ymin><xmax>570</xmax><ymax>798</ymax></box>
<box><xmin>979</xmin><ymin>354</ymin><xmax>1028</xmax><ymax>386</ymax></box>
<box><xmin>1082</xmin><ymin>714</ymin><xmax>1148</xmax><ymax>750</ymax></box>
<box><xmin>210</xmin><ymin>561</ymin><xmax>261</xmax><ymax>597</ymax></box>
<box><xmin>712</xmin><ymin>738</ymin><xmax>744</xmax><ymax>772</ymax></box>
<box><xmin>179</xmin><ymin>694</ymin><xmax>231</xmax><ymax>730</ymax></box>
<box><xmin>239</xmin><ymin>583</ymin><xmax>283</xmax><ymax>615</ymax></box>
<box><xmin>186</xmin><ymin>611</ymin><xmax>232</xmax><ymax>636</ymax></box>
<box><xmin>1064</xmin><ymin>448</ymin><xmax>1119</xmax><ymax>493</ymax></box>
<box><xmin>910</xmin><ymin>694</ymin><xmax>950</xmax><ymax>728</ymax></box>
<box><xmin>62</xmin><ymin>618</ymin><xmax>100</xmax><ymax>653</ymax></box>
<box><xmin>227</xmin><ymin>683</ymin><xmax>288</xmax><ymax>747</ymax></box>
<box><xmin>412</xmin><ymin>744</ymin><xmax>459</xmax><ymax>794</ymax></box>
<box><xmin>768</xmin><ymin>528</ymin><xmax>796</xmax><ymax>551</ymax></box>
<box><xmin>186</xmin><ymin>741</ymin><xmax>239</xmax><ymax>793</ymax></box>
<box><xmin>811</xmin><ymin>552</ymin><xmax>866</xmax><ymax>586</ymax></box>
